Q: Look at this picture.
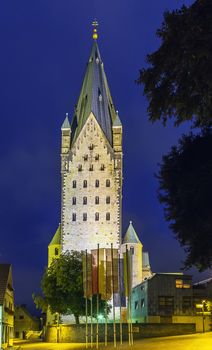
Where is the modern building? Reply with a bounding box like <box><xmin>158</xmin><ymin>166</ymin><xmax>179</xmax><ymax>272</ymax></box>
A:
<box><xmin>0</xmin><ymin>264</ymin><xmax>14</xmax><ymax>348</ymax></box>
<box><xmin>131</xmin><ymin>273</ymin><xmax>212</xmax><ymax>332</ymax></box>
<box><xmin>14</xmin><ymin>304</ymin><xmax>40</xmax><ymax>339</ymax></box>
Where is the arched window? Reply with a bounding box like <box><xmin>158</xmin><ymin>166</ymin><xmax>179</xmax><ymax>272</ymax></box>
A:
<box><xmin>83</xmin><ymin>213</ymin><xmax>87</xmax><ymax>221</ymax></box>
<box><xmin>95</xmin><ymin>213</ymin><xmax>99</xmax><ymax>221</ymax></box>
<box><xmin>106</xmin><ymin>212</ymin><xmax>110</xmax><ymax>221</ymax></box>
<box><xmin>78</xmin><ymin>164</ymin><xmax>82</xmax><ymax>172</ymax></box>
<box><xmin>100</xmin><ymin>164</ymin><xmax>105</xmax><ymax>171</ymax></box>
<box><xmin>55</xmin><ymin>248</ymin><xmax>59</xmax><ymax>256</ymax></box>
<box><xmin>83</xmin><ymin>197</ymin><xmax>87</xmax><ymax>205</ymax></box>
<box><xmin>106</xmin><ymin>196</ymin><xmax>110</xmax><ymax>204</ymax></box>
<box><xmin>95</xmin><ymin>180</ymin><xmax>99</xmax><ymax>188</ymax></box>
<box><xmin>72</xmin><ymin>197</ymin><xmax>76</xmax><ymax>205</ymax></box>
<box><xmin>106</xmin><ymin>179</ymin><xmax>110</xmax><ymax>187</ymax></box>
<box><xmin>72</xmin><ymin>213</ymin><xmax>76</xmax><ymax>221</ymax></box>
<box><xmin>72</xmin><ymin>180</ymin><xmax>76</xmax><ymax>188</ymax></box>
<box><xmin>83</xmin><ymin>180</ymin><xmax>87</xmax><ymax>188</ymax></box>
<box><xmin>95</xmin><ymin>196</ymin><xmax>99</xmax><ymax>204</ymax></box>
<box><xmin>89</xmin><ymin>164</ymin><xmax>93</xmax><ymax>171</ymax></box>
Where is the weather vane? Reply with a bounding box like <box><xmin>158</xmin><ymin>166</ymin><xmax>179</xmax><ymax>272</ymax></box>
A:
<box><xmin>92</xmin><ymin>20</ymin><xmax>98</xmax><ymax>40</ymax></box>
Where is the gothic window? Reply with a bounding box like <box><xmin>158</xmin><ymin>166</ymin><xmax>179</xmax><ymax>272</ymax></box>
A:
<box><xmin>89</xmin><ymin>164</ymin><xmax>94</xmax><ymax>171</ymax></box>
<box><xmin>100</xmin><ymin>164</ymin><xmax>105</xmax><ymax>171</ymax></box>
<box><xmin>55</xmin><ymin>248</ymin><xmax>59</xmax><ymax>256</ymax></box>
<box><xmin>78</xmin><ymin>164</ymin><xmax>82</xmax><ymax>172</ymax></box>
<box><xmin>83</xmin><ymin>197</ymin><xmax>87</xmax><ymax>205</ymax></box>
<box><xmin>83</xmin><ymin>180</ymin><xmax>87</xmax><ymax>188</ymax></box>
<box><xmin>106</xmin><ymin>179</ymin><xmax>110</xmax><ymax>187</ymax></box>
<box><xmin>95</xmin><ymin>180</ymin><xmax>99</xmax><ymax>188</ymax></box>
<box><xmin>95</xmin><ymin>196</ymin><xmax>99</xmax><ymax>204</ymax></box>
<box><xmin>72</xmin><ymin>213</ymin><xmax>76</xmax><ymax>221</ymax></box>
<box><xmin>95</xmin><ymin>154</ymin><xmax>99</xmax><ymax>161</ymax></box>
<box><xmin>106</xmin><ymin>196</ymin><xmax>110</xmax><ymax>204</ymax></box>
<box><xmin>95</xmin><ymin>212</ymin><xmax>99</xmax><ymax>221</ymax></box>
<box><xmin>72</xmin><ymin>197</ymin><xmax>76</xmax><ymax>205</ymax></box>
<box><xmin>72</xmin><ymin>180</ymin><xmax>76</xmax><ymax>188</ymax></box>
<box><xmin>83</xmin><ymin>213</ymin><xmax>87</xmax><ymax>221</ymax></box>
<box><xmin>106</xmin><ymin>212</ymin><xmax>110</xmax><ymax>221</ymax></box>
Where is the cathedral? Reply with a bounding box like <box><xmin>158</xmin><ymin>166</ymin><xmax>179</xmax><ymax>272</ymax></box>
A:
<box><xmin>47</xmin><ymin>29</ymin><xmax>151</xmax><ymax>324</ymax></box>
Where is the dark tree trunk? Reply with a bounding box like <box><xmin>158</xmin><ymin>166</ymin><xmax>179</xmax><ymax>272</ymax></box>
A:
<box><xmin>74</xmin><ymin>314</ymin><xmax>80</xmax><ymax>324</ymax></box>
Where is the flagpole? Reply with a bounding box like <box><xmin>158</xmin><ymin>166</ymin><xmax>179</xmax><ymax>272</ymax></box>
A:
<box><xmin>96</xmin><ymin>244</ymin><xmax>100</xmax><ymax>349</ymax></box>
<box><xmin>126</xmin><ymin>245</ymin><xmax>131</xmax><ymax>345</ymax></box>
<box><xmin>85</xmin><ymin>250</ymin><xmax>88</xmax><ymax>348</ymax></box>
<box><xmin>111</xmin><ymin>243</ymin><xmax>117</xmax><ymax>348</ymax></box>
<box><xmin>91</xmin><ymin>296</ymin><xmax>93</xmax><ymax>348</ymax></box>
<box><xmin>118</xmin><ymin>252</ymin><xmax>123</xmax><ymax>345</ymax></box>
<box><xmin>129</xmin><ymin>248</ymin><xmax>133</xmax><ymax>346</ymax></box>
<box><xmin>105</xmin><ymin>250</ymin><xmax>108</xmax><ymax>346</ymax></box>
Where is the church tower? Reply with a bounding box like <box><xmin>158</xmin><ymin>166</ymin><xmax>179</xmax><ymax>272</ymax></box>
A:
<box><xmin>60</xmin><ymin>35</ymin><xmax>122</xmax><ymax>253</ymax></box>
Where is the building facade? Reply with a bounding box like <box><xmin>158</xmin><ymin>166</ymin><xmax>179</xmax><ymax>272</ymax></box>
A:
<box><xmin>14</xmin><ymin>305</ymin><xmax>40</xmax><ymax>339</ymax></box>
<box><xmin>61</xmin><ymin>41</ymin><xmax>122</xmax><ymax>253</ymax></box>
<box><xmin>131</xmin><ymin>273</ymin><xmax>212</xmax><ymax>332</ymax></box>
<box><xmin>0</xmin><ymin>264</ymin><xmax>14</xmax><ymax>349</ymax></box>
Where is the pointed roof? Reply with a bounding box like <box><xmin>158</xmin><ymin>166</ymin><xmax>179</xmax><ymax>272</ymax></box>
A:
<box><xmin>0</xmin><ymin>264</ymin><xmax>12</xmax><ymax>305</ymax></box>
<box><xmin>113</xmin><ymin>112</ymin><xmax>122</xmax><ymax>127</ymax></box>
<box><xmin>49</xmin><ymin>224</ymin><xmax>61</xmax><ymax>246</ymax></box>
<box><xmin>61</xmin><ymin>114</ymin><xmax>71</xmax><ymax>129</ymax></box>
<box><xmin>123</xmin><ymin>221</ymin><xmax>142</xmax><ymax>244</ymax></box>
<box><xmin>71</xmin><ymin>41</ymin><xmax>117</xmax><ymax>145</ymax></box>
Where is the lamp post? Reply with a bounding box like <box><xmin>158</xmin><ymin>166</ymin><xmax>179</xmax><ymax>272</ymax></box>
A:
<box><xmin>202</xmin><ymin>300</ymin><xmax>206</xmax><ymax>333</ymax></box>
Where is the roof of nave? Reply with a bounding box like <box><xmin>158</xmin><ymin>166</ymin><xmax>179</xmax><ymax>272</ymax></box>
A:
<box><xmin>49</xmin><ymin>224</ymin><xmax>61</xmax><ymax>246</ymax></box>
<box><xmin>123</xmin><ymin>221</ymin><xmax>142</xmax><ymax>245</ymax></box>
<box><xmin>0</xmin><ymin>264</ymin><xmax>13</xmax><ymax>305</ymax></box>
<box><xmin>70</xmin><ymin>41</ymin><xmax>120</xmax><ymax>145</ymax></box>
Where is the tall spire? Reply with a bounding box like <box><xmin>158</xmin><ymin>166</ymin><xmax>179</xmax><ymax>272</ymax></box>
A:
<box><xmin>70</xmin><ymin>37</ymin><xmax>119</xmax><ymax>145</ymax></box>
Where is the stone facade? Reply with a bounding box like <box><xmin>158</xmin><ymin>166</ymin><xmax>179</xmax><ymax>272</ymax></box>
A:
<box><xmin>61</xmin><ymin>112</ymin><xmax>122</xmax><ymax>252</ymax></box>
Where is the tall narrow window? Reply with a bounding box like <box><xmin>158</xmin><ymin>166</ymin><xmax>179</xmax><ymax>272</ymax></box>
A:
<box><xmin>95</xmin><ymin>154</ymin><xmax>99</xmax><ymax>161</ymax></box>
<box><xmin>73</xmin><ymin>180</ymin><xmax>76</xmax><ymax>188</ymax></box>
<box><xmin>95</xmin><ymin>212</ymin><xmax>99</xmax><ymax>221</ymax></box>
<box><xmin>100</xmin><ymin>164</ymin><xmax>105</xmax><ymax>171</ymax></box>
<box><xmin>78</xmin><ymin>164</ymin><xmax>82</xmax><ymax>172</ymax></box>
<box><xmin>83</xmin><ymin>180</ymin><xmax>87</xmax><ymax>188</ymax></box>
<box><xmin>95</xmin><ymin>196</ymin><xmax>99</xmax><ymax>204</ymax></box>
<box><xmin>89</xmin><ymin>164</ymin><xmax>93</xmax><ymax>171</ymax></box>
<box><xmin>83</xmin><ymin>213</ymin><xmax>87</xmax><ymax>221</ymax></box>
<box><xmin>106</xmin><ymin>179</ymin><xmax>110</xmax><ymax>187</ymax></box>
<box><xmin>72</xmin><ymin>197</ymin><xmax>76</xmax><ymax>205</ymax></box>
<box><xmin>106</xmin><ymin>196</ymin><xmax>110</xmax><ymax>204</ymax></box>
<box><xmin>72</xmin><ymin>213</ymin><xmax>76</xmax><ymax>221</ymax></box>
<box><xmin>106</xmin><ymin>212</ymin><xmax>110</xmax><ymax>221</ymax></box>
<box><xmin>84</xmin><ymin>155</ymin><xmax>88</xmax><ymax>161</ymax></box>
<box><xmin>55</xmin><ymin>248</ymin><xmax>59</xmax><ymax>256</ymax></box>
<box><xmin>89</xmin><ymin>144</ymin><xmax>94</xmax><ymax>150</ymax></box>
<box><xmin>83</xmin><ymin>197</ymin><xmax>87</xmax><ymax>205</ymax></box>
<box><xmin>95</xmin><ymin>180</ymin><xmax>99</xmax><ymax>188</ymax></box>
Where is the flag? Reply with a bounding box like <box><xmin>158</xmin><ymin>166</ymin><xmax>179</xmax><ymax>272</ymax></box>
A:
<box><xmin>123</xmin><ymin>247</ymin><xmax>133</xmax><ymax>297</ymax></box>
<box><xmin>82</xmin><ymin>252</ymin><xmax>93</xmax><ymax>298</ymax></box>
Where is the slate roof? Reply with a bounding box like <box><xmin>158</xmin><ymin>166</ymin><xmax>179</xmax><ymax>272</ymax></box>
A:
<box><xmin>0</xmin><ymin>264</ymin><xmax>11</xmax><ymax>305</ymax></box>
<box><xmin>70</xmin><ymin>41</ymin><xmax>119</xmax><ymax>145</ymax></box>
<box><xmin>123</xmin><ymin>221</ymin><xmax>141</xmax><ymax>244</ymax></box>
<box><xmin>142</xmin><ymin>252</ymin><xmax>150</xmax><ymax>267</ymax></box>
<box><xmin>61</xmin><ymin>114</ymin><xmax>71</xmax><ymax>129</ymax></box>
<box><xmin>49</xmin><ymin>224</ymin><xmax>61</xmax><ymax>246</ymax></box>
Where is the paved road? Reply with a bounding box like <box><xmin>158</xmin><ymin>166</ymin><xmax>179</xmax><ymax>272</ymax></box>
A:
<box><xmin>13</xmin><ymin>333</ymin><xmax>212</xmax><ymax>350</ymax></box>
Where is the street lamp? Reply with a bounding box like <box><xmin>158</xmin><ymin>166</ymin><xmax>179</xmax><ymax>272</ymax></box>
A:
<box><xmin>202</xmin><ymin>300</ymin><xmax>206</xmax><ymax>333</ymax></box>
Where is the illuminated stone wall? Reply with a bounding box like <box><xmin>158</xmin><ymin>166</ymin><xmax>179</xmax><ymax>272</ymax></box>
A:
<box><xmin>61</xmin><ymin>113</ymin><xmax>122</xmax><ymax>253</ymax></box>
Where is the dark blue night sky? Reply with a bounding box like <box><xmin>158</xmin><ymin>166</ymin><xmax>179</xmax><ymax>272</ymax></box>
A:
<box><xmin>0</xmin><ymin>0</ymin><xmax>211</xmax><ymax>313</ymax></box>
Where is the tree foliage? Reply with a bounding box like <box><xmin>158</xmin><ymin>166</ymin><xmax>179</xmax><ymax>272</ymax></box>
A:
<box><xmin>137</xmin><ymin>0</ymin><xmax>212</xmax><ymax>127</ymax></box>
<box><xmin>157</xmin><ymin>131</ymin><xmax>212</xmax><ymax>271</ymax></box>
<box><xmin>39</xmin><ymin>251</ymin><xmax>109</xmax><ymax>324</ymax></box>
